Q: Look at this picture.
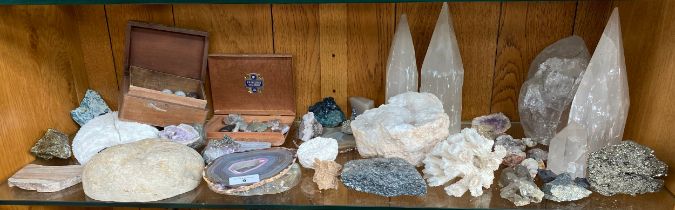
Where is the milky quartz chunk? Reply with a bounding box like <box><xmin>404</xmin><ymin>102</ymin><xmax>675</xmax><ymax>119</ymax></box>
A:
<box><xmin>385</xmin><ymin>14</ymin><xmax>418</xmax><ymax>101</ymax></box>
<box><xmin>567</xmin><ymin>8</ymin><xmax>629</xmax><ymax>154</ymax></box>
<box><xmin>420</xmin><ymin>3</ymin><xmax>464</xmax><ymax>134</ymax></box>
<box><xmin>547</xmin><ymin>123</ymin><xmax>588</xmax><ymax>178</ymax></box>
<box><xmin>519</xmin><ymin>36</ymin><xmax>590</xmax><ymax>145</ymax></box>
<box><xmin>351</xmin><ymin>92</ymin><xmax>449</xmax><ymax>166</ymax></box>
<box><xmin>297</xmin><ymin>137</ymin><xmax>338</xmax><ymax>169</ymax></box>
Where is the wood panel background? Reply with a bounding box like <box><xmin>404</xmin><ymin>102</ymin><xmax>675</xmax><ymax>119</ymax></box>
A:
<box><xmin>0</xmin><ymin>1</ymin><xmax>673</xmax><ymax>209</ymax></box>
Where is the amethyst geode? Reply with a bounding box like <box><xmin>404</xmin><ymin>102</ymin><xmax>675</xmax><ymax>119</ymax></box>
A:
<box><xmin>471</xmin><ymin>113</ymin><xmax>511</xmax><ymax>139</ymax></box>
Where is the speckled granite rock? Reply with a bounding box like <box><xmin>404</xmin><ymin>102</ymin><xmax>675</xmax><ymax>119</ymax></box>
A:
<box><xmin>341</xmin><ymin>158</ymin><xmax>426</xmax><ymax>197</ymax></box>
<box><xmin>587</xmin><ymin>140</ymin><xmax>667</xmax><ymax>196</ymax></box>
<box><xmin>83</xmin><ymin>139</ymin><xmax>204</xmax><ymax>202</ymax></box>
<box><xmin>542</xmin><ymin>173</ymin><xmax>591</xmax><ymax>202</ymax></box>
<box><xmin>309</xmin><ymin>97</ymin><xmax>346</xmax><ymax>128</ymax></box>
<box><xmin>71</xmin><ymin>89</ymin><xmax>111</xmax><ymax>126</ymax></box>
<box><xmin>31</xmin><ymin>129</ymin><xmax>71</xmax><ymax>159</ymax></box>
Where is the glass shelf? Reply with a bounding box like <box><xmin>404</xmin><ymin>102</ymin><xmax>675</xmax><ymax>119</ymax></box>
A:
<box><xmin>0</xmin><ymin>0</ymin><xmax>573</xmax><ymax>5</ymax></box>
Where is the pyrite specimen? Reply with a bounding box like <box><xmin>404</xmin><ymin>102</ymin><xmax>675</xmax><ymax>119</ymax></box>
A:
<box><xmin>31</xmin><ymin>128</ymin><xmax>71</xmax><ymax>159</ymax></box>
<box><xmin>9</xmin><ymin>164</ymin><xmax>82</xmax><ymax>192</ymax></box>
<box><xmin>297</xmin><ymin>137</ymin><xmax>338</xmax><ymax>169</ymax></box>
<box><xmin>204</xmin><ymin>148</ymin><xmax>296</xmax><ymax>195</ymax></box>
<box><xmin>471</xmin><ymin>113</ymin><xmax>511</xmax><ymax>140</ymax></box>
<box><xmin>385</xmin><ymin>14</ymin><xmax>418</xmax><ymax>101</ymax></box>
<box><xmin>72</xmin><ymin>112</ymin><xmax>158</xmax><ymax>164</ymax></box>
<box><xmin>542</xmin><ymin>173</ymin><xmax>591</xmax><ymax>202</ymax></box>
<box><xmin>420</xmin><ymin>2</ymin><xmax>464</xmax><ymax>134</ymax></box>
<box><xmin>83</xmin><ymin>139</ymin><xmax>204</xmax><ymax>202</ymax></box>
<box><xmin>587</xmin><ymin>141</ymin><xmax>668</xmax><ymax>196</ymax></box>
<box><xmin>351</xmin><ymin>92</ymin><xmax>449</xmax><ymax>166</ymax></box>
<box><xmin>498</xmin><ymin>165</ymin><xmax>544</xmax><ymax>206</ymax></box>
<box><xmin>423</xmin><ymin>128</ymin><xmax>506</xmax><ymax>197</ymax></box>
<box><xmin>309</xmin><ymin>97</ymin><xmax>346</xmax><ymax>128</ymax></box>
<box><xmin>567</xmin><ymin>8</ymin><xmax>629</xmax><ymax>154</ymax></box>
<box><xmin>341</xmin><ymin>158</ymin><xmax>426</xmax><ymax>197</ymax></box>
<box><xmin>228</xmin><ymin>163</ymin><xmax>302</xmax><ymax>196</ymax></box>
<box><xmin>299</xmin><ymin>112</ymin><xmax>323</xmax><ymax>141</ymax></box>
<box><xmin>313</xmin><ymin>159</ymin><xmax>341</xmax><ymax>191</ymax></box>
<box><xmin>71</xmin><ymin>89</ymin><xmax>111</xmax><ymax>126</ymax></box>
<box><xmin>519</xmin><ymin>36</ymin><xmax>590</xmax><ymax>145</ymax></box>
<box><xmin>547</xmin><ymin>122</ymin><xmax>588</xmax><ymax>178</ymax></box>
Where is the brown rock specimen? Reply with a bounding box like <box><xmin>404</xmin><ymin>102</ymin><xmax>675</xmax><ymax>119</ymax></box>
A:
<box><xmin>312</xmin><ymin>159</ymin><xmax>342</xmax><ymax>190</ymax></box>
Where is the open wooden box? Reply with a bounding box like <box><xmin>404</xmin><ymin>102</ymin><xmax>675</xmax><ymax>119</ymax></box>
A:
<box><xmin>205</xmin><ymin>54</ymin><xmax>295</xmax><ymax>146</ymax></box>
<box><xmin>118</xmin><ymin>21</ymin><xmax>209</xmax><ymax>127</ymax></box>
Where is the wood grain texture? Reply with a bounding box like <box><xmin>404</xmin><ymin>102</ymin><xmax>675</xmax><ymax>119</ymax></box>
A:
<box><xmin>491</xmin><ymin>1</ymin><xmax>577</xmax><ymax>121</ymax></box>
<box><xmin>573</xmin><ymin>0</ymin><xmax>614</xmax><ymax>54</ymax></box>
<box><xmin>616</xmin><ymin>0</ymin><xmax>675</xmax><ymax>193</ymax></box>
<box><xmin>104</xmin><ymin>4</ymin><xmax>174</xmax><ymax>92</ymax></box>
<box><xmin>272</xmin><ymin>4</ymin><xmax>321</xmax><ymax>115</ymax></box>
<box><xmin>319</xmin><ymin>4</ymin><xmax>349</xmax><ymax>115</ymax></box>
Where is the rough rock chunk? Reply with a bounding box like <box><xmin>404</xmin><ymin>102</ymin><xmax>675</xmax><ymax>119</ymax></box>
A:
<box><xmin>297</xmin><ymin>137</ymin><xmax>338</xmax><ymax>169</ymax></box>
<box><xmin>83</xmin><ymin>139</ymin><xmax>204</xmax><ymax>202</ymax></box>
<box><xmin>9</xmin><ymin>164</ymin><xmax>82</xmax><ymax>192</ymax></box>
<box><xmin>313</xmin><ymin>160</ymin><xmax>341</xmax><ymax>191</ymax></box>
<box><xmin>309</xmin><ymin>97</ymin><xmax>346</xmax><ymax>128</ymax></box>
<box><xmin>299</xmin><ymin>112</ymin><xmax>323</xmax><ymax>141</ymax></box>
<box><xmin>498</xmin><ymin>165</ymin><xmax>544</xmax><ymax>206</ymax></box>
<box><xmin>31</xmin><ymin>129</ymin><xmax>71</xmax><ymax>159</ymax></box>
<box><xmin>542</xmin><ymin>173</ymin><xmax>591</xmax><ymax>202</ymax></box>
<box><xmin>423</xmin><ymin>128</ymin><xmax>506</xmax><ymax>197</ymax></box>
<box><xmin>587</xmin><ymin>141</ymin><xmax>667</xmax><ymax>196</ymax></box>
<box><xmin>352</xmin><ymin>92</ymin><xmax>449</xmax><ymax>166</ymax></box>
<box><xmin>71</xmin><ymin>89</ymin><xmax>111</xmax><ymax>126</ymax></box>
<box><xmin>341</xmin><ymin>158</ymin><xmax>426</xmax><ymax>197</ymax></box>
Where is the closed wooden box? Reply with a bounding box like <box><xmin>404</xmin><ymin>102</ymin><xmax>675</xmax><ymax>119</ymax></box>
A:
<box><xmin>118</xmin><ymin>21</ymin><xmax>209</xmax><ymax>127</ymax></box>
<box><xmin>205</xmin><ymin>54</ymin><xmax>295</xmax><ymax>146</ymax></box>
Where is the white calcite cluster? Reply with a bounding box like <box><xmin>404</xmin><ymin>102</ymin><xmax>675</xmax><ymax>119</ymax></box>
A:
<box><xmin>385</xmin><ymin>14</ymin><xmax>418</xmax><ymax>101</ymax></box>
<box><xmin>297</xmin><ymin>137</ymin><xmax>338</xmax><ymax>169</ymax></box>
<box><xmin>423</xmin><ymin>128</ymin><xmax>507</xmax><ymax>197</ymax></box>
<box><xmin>351</xmin><ymin>92</ymin><xmax>449</xmax><ymax>166</ymax></box>
<box><xmin>72</xmin><ymin>112</ymin><xmax>158</xmax><ymax>164</ymax></box>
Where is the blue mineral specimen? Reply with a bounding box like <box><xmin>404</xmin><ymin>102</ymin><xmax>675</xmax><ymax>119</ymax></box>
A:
<box><xmin>308</xmin><ymin>97</ymin><xmax>346</xmax><ymax>128</ymax></box>
<box><xmin>70</xmin><ymin>89</ymin><xmax>111</xmax><ymax>126</ymax></box>
<box><xmin>537</xmin><ymin>169</ymin><xmax>557</xmax><ymax>183</ymax></box>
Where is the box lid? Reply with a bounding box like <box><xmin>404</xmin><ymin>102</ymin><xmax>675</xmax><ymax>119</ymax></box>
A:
<box><xmin>124</xmin><ymin>21</ymin><xmax>208</xmax><ymax>81</ymax></box>
<box><xmin>208</xmin><ymin>54</ymin><xmax>295</xmax><ymax>116</ymax></box>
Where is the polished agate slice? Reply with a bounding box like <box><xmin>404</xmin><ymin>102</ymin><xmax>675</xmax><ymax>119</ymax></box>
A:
<box><xmin>204</xmin><ymin>148</ymin><xmax>296</xmax><ymax>194</ymax></box>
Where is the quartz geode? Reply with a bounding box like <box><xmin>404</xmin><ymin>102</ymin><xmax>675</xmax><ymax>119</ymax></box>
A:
<box><xmin>341</xmin><ymin>158</ymin><xmax>426</xmax><ymax>197</ymax></box>
<box><xmin>159</xmin><ymin>124</ymin><xmax>204</xmax><ymax>150</ymax></box>
<box><xmin>519</xmin><ymin>36</ymin><xmax>590</xmax><ymax>145</ymax></box>
<box><xmin>471</xmin><ymin>113</ymin><xmax>511</xmax><ymax>140</ymax></box>
<box><xmin>587</xmin><ymin>141</ymin><xmax>667</xmax><ymax>196</ymax></box>
<box><xmin>31</xmin><ymin>128</ymin><xmax>71</xmax><ymax>159</ymax></box>
<box><xmin>351</xmin><ymin>92</ymin><xmax>449</xmax><ymax>166</ymax></box>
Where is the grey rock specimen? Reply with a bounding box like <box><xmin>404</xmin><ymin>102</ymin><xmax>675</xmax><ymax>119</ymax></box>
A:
<box><xmin>341</xmin><ymin>158</ymin><xmax>426</xmax><ymax>197</ymax></box>
<box><xmin>498</xmin><ymin>165</ymin><xmax>544</xmax><ymax>206</ymax></box>
<box><xmin>31</xmin><ymin>129</ymin><xmax>71</xmax><ymax>159</ymax></box>
<box><xmin>472</xmin><ymin>113</ymin><xmax>511</xmax><ymax>140</ymax></box>
<box><xmin>538</xmin><ymin>169</ymin><xmax>557</xmax><ymax>183</ymax></box>
<box><xmin>299</xmin><ymin>112</ymin><xmax>323</xmax><ymax>141</ymax></box>
<box><xmin>527</xmin><ymin>148</ymin><xmax>548</xmax><ymax>161</ymax></box>
<box><xmin>71</xmin><ymin>89</ymin><xmax>111</xmax><ymax>126</ymax></box>
<box><xmin>248</xmin><ymin>120</ymin><xmax>269</xmax><ymax>132</ymax></box>
<box><xmin>495</xmin><ymin>135</ymin><xmax>526</xmax><ymax>166</ymax></box>
<box><xmin>587</xmin><ymin>140</ymin><xmax>668</xmax><ymax>196</ymax></box>
<box><xmin>202</xmin><ymin>136</ymin><xmax>240</xmax><ymax>164</ymax></box>
<box><xmin>341</xmin><ymin>120</ymin><xmax>352</xmax><ymax>134</ymax></box>
<box><xmin>519</xmin><ymin>36</ymin><xmax>590</xmax><ymax>145</ymax></box>
<box><xmin>349</xmin><ymin>96</ymin><xmax>374</xmax><ymax>118</ymax></box>
<box><xmin>542</xmin><ymin>173</ymin><xmax>591</xmax><ymax>202</ymax></box>
<box><xmin>574</xmin><ymin>177</ymin><xmax>590</xmax><ymax>189</ymax></box>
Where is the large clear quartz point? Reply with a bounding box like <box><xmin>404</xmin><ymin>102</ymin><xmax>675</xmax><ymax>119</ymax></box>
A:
<box><xmin>420</xmin><ymin>2</ymin><xmax>464</xmax><ymax>134</ymax></box>
<box><xmin>518</xmin><ymin>36</ymin><xmax>590</xmax><ymax>145</ymax></box>
<box><xmin>385</xmin><ymin>14</ymin><xmax>418</xmax><ymax>101</ymax></box>
<box><xmin>546</xmin><ymin>122</ymin><xmax>588</xmax><ymax>178</ymax></box>
<box><xmin>567</xmin><ymin>8</ymin><xmax>629</xmax><ymax>154</ymax></box>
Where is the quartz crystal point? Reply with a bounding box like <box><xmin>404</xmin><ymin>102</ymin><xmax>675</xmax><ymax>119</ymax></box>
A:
<box><xmin>518</xmin><ymin>36</ymin><xmax>590</xmax><ymax>145</ymax></box>
<box><xmin>385</xmin><ymin>14</ymin><xmax>418</xmax><ymax>101</ymax></box>
<box><xmin>567</xmin><ymin>8</ymin><xmax>629</xmax><ymax>154</ymax></box>
<box><xmin>546</xmin><ymin>122</ymin><xmax>588</xmax><ymax>178</ymax></box>
<box><xmin>420</xmin><ymin>2</ymin><xmax>464</xmax><ymax>134</ymax></box>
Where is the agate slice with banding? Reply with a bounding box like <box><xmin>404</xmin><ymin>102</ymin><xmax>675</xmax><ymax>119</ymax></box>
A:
<box><xmin>204</xmin><ymin>148</ymin><xmax>296</xmax><ymax>194</ymax></box>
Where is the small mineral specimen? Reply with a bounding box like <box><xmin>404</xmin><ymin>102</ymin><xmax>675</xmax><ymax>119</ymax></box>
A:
<box><xmin>574</xmin><ymin>177</ymin><xmax>590</xmax><ymax>189</ymax></box>
<box><xmin>348</xmin><ymin>96</ymin><xmax>374</xmax><ymax>117</ymax></box>
<box><xmin>219</xmin><ymin>124</ymin><xmax>236</xmax><ymax>132</ymax></box>
<box><xmin>235</xmin><ymin>121</ymin><xmax>249</xmax><ymax>132</ymax></box>
<box><xmin>280</xmin><ymin>125</ymin><xmax>290</xmax><ymax>135</ymax></box>
<box><xmin>527</xmin><ymin>148</ymin><xmax>548</xmax><ymax>161</ymax></box>
<box><xmin>352</xmin><ymin>92</ymin><xmax>450</xmax><ymax>166</ymax></box>
<box><xmin>547</xmin><ymin>123</ymin><xmax>588</xmax><ymax>178</ymax></box>
<box><xmin>520</xmin><ymin>158</ymin><xmax>540</xmax><ymax>179</ymax></box>
<box><xmin>341</xmin><ymin>158</ymin><xmax>426</xmax><ymax>197</ymax></box>
<box><xmin>299</xmin><ymin>112</ymin><xmax>323</xmax><ymax>141</ymax></box>
<box><xmin>495</xmin><ymin>135</ymin><xmax>526</xmax><ymax>166</ymax></box>
<box><xmin>83</xmin><ymin>139</ymin><xmax>204</xmax><ymax>202</ymax></box>
<box><xmin>248</xmin><ymin>120</ymin><xmax>269</xmax><ymax>132</ymax></box>
<box><xmin>71</xmin><ymin>89</ymin><xmax>111</xmax><ymax>126</ymax></box>
<box><xmin>159</xmin><ymin>124</ymin><xmax>200</xmax><ymax>145</ymax></box>
<box><xmin>538</xmin><ymin>169</ymin><xmax>557</xmax><ymax>183</ymax></box>
<box><xmin>385</xmin><ymin>14</ymin><xmax>418</xmax><ymax>101</ymax></box>
<box><xmin>340</xmin><ymin>120</ymin><xmax>352</xmax><ymax>134</ymax></box>
<box><xmin>224</xmin><ymin>114</ymin><xmax>245</xmax><ymax>125</ymax></box>
<box><xmin>297</xmin><ymin>137</ymin><xmax>338</xmax><ymax>169</ymax></box>
<box><xmin>174</xmin><ymin>90</ymin><xmax>186</xmax><ymax>97</ymax></box>
<box><xmin>309</xmin><ymin>97</ymin><xmax>346</xmax><ymax>128</ymax></box>
<box><xmin>423</xmin><ymin>128</ymin><xmax>506</xmax><ymax>197</ymax></box>
<box><xmin>268</xmin><ymin>119</ymin><xmax>281</xmax><ymax>131</ymax></box>
<box><xmin>567</xmin><ymin>8</ymin><xmax>629</xmax><ymax>154</ymax></box>
<box><xmin>31</xmin><ymin>129</ymin><xmax>71</xmax><ymax>159</ymax></box>
<box><xmin>523</xmin><ymin>138</ymin><xmax>537</xmax><ymax>147</ymax></box>
<box><xmin>9</xmin><ymin>164</ymin><xmax>82</xmax><ymax>192</ymax></box>
<box><xmin>313</xmin><ymin>159</ymin><xmax>341</xmax><ymax>191</ymax></box>
<box><xmin>498</xmin><ymin>165</ymin><xmax>544</xmax><ymax>206</ymax></box>
<box><xmin>186</xmin><ymin>92</ymin><xmax>198</xmax><ymax>98</ymax></box>
<box><xmin>502</xmin><ymin>152</ymin><xmax>526</xmax><ymax>167</ymax></box>
<box><xmin>542</xmin><ymin>173</ymin><xmax>591</xmax><ymax>202</ymax></box>
<box><xmin>161</xmin><ymin>89</ymin><xmax>173</xmax><ymax>94</ymax></box>
<box><xmin>519</xmin><ymin>36</ymin><xmax>590</xmax><ymax>145</ymax></box>
<box><xmin>472</xmin><ymin>113</ymin><xmax>511</xmax><ymax>140</ymax></box>
<box><xmin>587</xmin><ymin>140</ymin><xmax>668</xmax><ymax>196</ymax></box>
<box><xmin>201</xmin><ymin>136</ymin><xmax>240</xmax><ymax>164</ymax></box>
<box><xmin>420</xmin><ymin>2</ymin><xmax>464</xmax><ymax>134</ymax></box>
<box><xmin>72</xmin><ymin>112</ymin><xmax>158</xmax><ymax>164</ymax></box>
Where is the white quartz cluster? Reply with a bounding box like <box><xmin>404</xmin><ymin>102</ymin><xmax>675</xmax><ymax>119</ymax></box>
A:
<box><xmin>351</xmin><ymin>92</ymin><xmax>449</xmax><ymax>166</ymax></box>
<box><xmin>423</xmin><ymin>128</ymin><xmax>507</xmax><ymax>197</ymax></box>
<box><xmin>297</xmin><ymin>137</ymin><xmax>338</xmax><ymax>169</ymax></box>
